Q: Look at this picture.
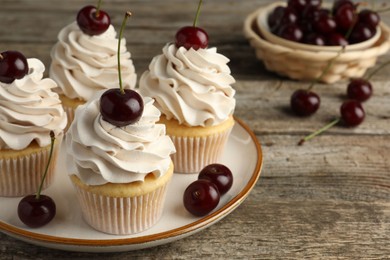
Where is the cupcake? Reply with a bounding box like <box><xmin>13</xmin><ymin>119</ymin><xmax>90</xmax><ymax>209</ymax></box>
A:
<box><xmin>0</xmin><ymin>52</ymin><xmax>67</xmax><ymax>197</ymax></box>
<box><xmin>139</xmin><ymin>43</ymin><xmax>236</xmax><ymax>173</ymax></box>
<box><xmin>49</xmin><ymin>6</ymin><xmax>137</xmax><ymax>130</ymax></box>
<box><xmin>66</xmin><ymin>91</ymin><xmax>176</xmax><ymax>235</ymax></box>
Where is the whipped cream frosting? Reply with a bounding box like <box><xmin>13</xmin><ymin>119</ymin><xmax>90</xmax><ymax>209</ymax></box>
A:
<box><xmin>50</xmin><ymin>22</ymin><xmax>137</xmax><ymax>101</ymax></box>
<box><xmin>66</xmin><ymin>92</ymin><xmax>176</xmax><ymax>185</ymax></box>
<box><xmin>139</xmin><ymin>43</ymin><xmax>236</xmax><ymax>127</ymax></box>
<box><xmin>0</xmin><ymin>58</ymin><xmax>67</xmax><ymax>150</ymax></box>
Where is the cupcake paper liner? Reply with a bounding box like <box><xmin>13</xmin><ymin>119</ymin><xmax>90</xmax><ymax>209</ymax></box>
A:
<box><xmin>0</xmin><ymin>136</ymin><xmax>62</xmax><ymax>197</ymax></box>
<box><xmin>73</xmin><ymin>181</ymin><xmax>169</xmax><ymax>235</ymax></box>
<box><xmin>170</xmin><ymin>126</ymin><xmax>233</xmax><ymax>173</ymax></box>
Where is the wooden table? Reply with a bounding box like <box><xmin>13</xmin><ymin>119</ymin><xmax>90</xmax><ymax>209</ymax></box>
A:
<box><xmin>1</xmin><ymin>0</ymin><xmax>390</xmax><ymax>258</ymax></box>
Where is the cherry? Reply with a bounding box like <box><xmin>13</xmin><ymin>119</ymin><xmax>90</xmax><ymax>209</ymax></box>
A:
<box><xmin>0</xmin><ymin>51</ymin><xmax>29</xmax><ymax>84</ymax></box>
<box><xmin>349</xmin><ymin>22</ymin><xmax>376</xmax><ymax>44</ymax></box>
<box><xmin>290</xmin><ymin>89</ymin><xmax>320</xmax><ymax>116</ymax></box>
<box><xmin>100</xmin><ymin>11</ymin><xmax>143</xmax><ymax>127</ymax></box>
<box><xmin>277</xmin><ymin>23</ymin><xmax>303</xmax><ymax>42</ymax></box>
<box><xmin>175</xmin><ymin>0</ymin><xmax>208</xmax><ymax>50</ymax></box>
<box><xmin>332</xmin><ymin>0</ymin><xmax>355</xmax><ymax>15</ymax></box>
<box><xmin>198</xmin><ymin>164</ymin><xmax>233</xmax><ymax>195</ymax></box>
<box><xmin>279</xmin><ymin>7</ymin><xmax>299</xmax><ymax>25</ymax></box>
<box><xmin>334</xmin><ymin>4</ymin><xmax>356</xmax><ymax>32</ymax></box>
<box><xmin>183</xmin><ymin>179</ymin><xmax>220</xmax><ymax>217</ymax></box>
<box><xmin>298</xmin><ymin>100</ymin><xmax>365</xmax><ymax>145</ymax></box>
<box><xmin>18</xmin><ymin>132</ymin><xmax>56</xmax><ymax>228</ymax></box>
<box><xmin>313</xmin><ymin>13</ymin><xmax>337</xmax><ymax>35</ymax></box>
<box><xmin>303</xmin><ymin>33</ymin><xmax>325</xmax><ymax>46</ymax></box>
<box><xmin>327</xmin><ymin>33</ymin><xmax>348</xmax><ymax>46</ymax></box>
<box><xmin>287</xmin><ymin>0</ymin><xmax>307</xmax><ymax>12</ymax></box>
<box><xmin>340</xmin><ymin>100</ymin><xmax>365</xmax><ymax>127</ymax></box>
<box><xmin>18</xmin><ymin>195</ymin><xmax>56</xmax><ymax>228</ymax></box>
<box><xmin>358</xmin><ymin>9</ymin><xmax>380</xmax><ymax>28</ymax></box>
<box><xmin>100</xmin><ymin>88</ymin><xmax>144</xmax><ymax>126</ymax></box>
<box><xmin>76</xmin><ymin>0</ymin><xmax>111</xmax><ymax>36</ymax></box>
<box><xmin>347</xmin><ymin>78</ymin><xmax>373</xmax><ymax>102</ymax></box>
<box><xmin>268</xmin><ymin>6</ymin><xmax>286</xmax><ymax>31</ymax></box>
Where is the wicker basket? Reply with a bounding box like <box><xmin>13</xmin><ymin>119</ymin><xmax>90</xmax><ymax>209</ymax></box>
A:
<box><xmin>243</xmin><ymin>4</ymin><xmax>390</xmax><ymax>84</ymax></box>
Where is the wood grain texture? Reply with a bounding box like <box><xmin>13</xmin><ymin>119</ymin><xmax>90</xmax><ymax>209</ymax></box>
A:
<box><xmin>1</xmin><ymin>0</ymin><xmax>390</xmax><ymax>259</ymax></box>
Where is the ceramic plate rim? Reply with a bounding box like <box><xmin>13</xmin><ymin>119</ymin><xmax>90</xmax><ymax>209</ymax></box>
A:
<box><xmin>0</xmin><ymin>116</ymin><xmax>262</xmax><ymax>248</ymax></box>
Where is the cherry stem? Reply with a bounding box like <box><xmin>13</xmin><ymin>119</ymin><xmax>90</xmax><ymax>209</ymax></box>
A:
<box><xmin>298</xmin><ymin>118</ymin><xmax>340</xmax><ymax>146</ymax></box>
<box><xmin>96</xmin><ymin>0</ymin><xmax>102</xmax><ymax>17</ymax></box>
<box><xmin>307</xmin><ymin>47</ymin><xmax>345</xmax><ymax>91</ymax></box>
<box><xmin>365</xmin><ymin>59</ymin><xmax>390</xmax><ymax>81</ymax></box>
<box><xmin>193</xmin><ymin>0</ymin><xmax>203</xmax><ymax>27</ymax></box>
<box><xmin>36</xmin><ymin>131</ymin><xmax>56</xmax><ymax>200</ymax></box>
<box><xmin>117</xmin><ymin>11</ymin><xmax>132</xmax><ymax>95</ymax></box>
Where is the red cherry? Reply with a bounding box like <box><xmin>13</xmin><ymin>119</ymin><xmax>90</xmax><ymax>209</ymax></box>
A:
<box><xmin>277</xmin><ymin>23</ymin><xmax>303</xmax><ymax>42</ymax></box>
<box><xmin>100</xmin><ymin>89</ymin><xmax>144</xmax><ymax>127</ymax></box>
<box><xmin>290</xmin><ymin>89</ymin><xmax>321</xmax><ymax>116</ymax></box>
<box><xmin>0</xmin><ymin>51</ymin><xmax>29</xmax><ymax>84</ymax></box>
<box><xmin>198</xmin><ymin>164</ymin><xmax>233</xmax><ymax>195</ymax></box>
<box><xmin>77</xmin><ymin>5</ymin><xmax>111</xmax><ymax>36</ymax></box>
<box><xmin>347</xmin><ymin>78</ymin><xmax>373</xmax><ymax>102</ymax></box>
<box><xmin>17</xmin><ymin>132</ymin><xmax>56</xmax><ymax>228</ymax></box>
<box><xmin>358</xmin><ymin>9</ymin><xmax>380</xmax><ymax>28</ymax></box>
<box><xmin>183</xmin><ymin>179</ymin><xmax>220</xmax><ymax>217</ymax></box>
<box><xmin>175</xmin><ymin>26</ymin><xmax>209</xmax><ymax>50</ymax></box>
<box><xmin>18</xmin><ymin>195</ymin><xmax>56</xmax><ymax>228</ymax></box>
<box><xmin>175</xmin><ymin>0</ymin><xmax>209</xmax><ymax>50</ymax></box>
<box><xmin>334</xmin><ymin>4</ymin><xmax>356</xmax><ymax>32</ymax></box>
<box><xmin>313</xmin><ymin>13</ymin><xmax>337</xmax><ymax>35</ymax></box>
<box><xmin>327</xmin><ymin>33</ymin><xmax>348</xmax><ymax>46</ymax></box>
<box><xmin>349</xmin><ymin>22</ymin><xmax>376</xmax><ymax>44</ymax></box>
<box><xmin>340</xmin><ymin>100</ymin><xmax>365</xmax><ymax>127</ymax></box>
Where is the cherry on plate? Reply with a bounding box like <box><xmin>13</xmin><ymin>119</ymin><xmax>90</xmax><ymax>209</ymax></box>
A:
<box><xmin>198</xmin><ymin>163</ymin><xmax>233</xmax><ymax>195</ymax></box>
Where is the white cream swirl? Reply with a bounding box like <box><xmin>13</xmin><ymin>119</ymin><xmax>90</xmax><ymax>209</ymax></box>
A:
<box><xmin>66</xmin><ymin>92</ymin><xmax>176</xmax><ymax>185</ymax></box>
<box><xmin>0</xmin><ymin>58</ymin><xmax>67</xmax><ymax>150</ymax></box>
<box><xmin>139</xmin><ymin>43</ymin><xmax>236</xmax><ymax>127</ymax></box>
<box><xmin>50</xmin><ymin>22</ymin><xmax>137</xmax><ymax>101</ymax></box>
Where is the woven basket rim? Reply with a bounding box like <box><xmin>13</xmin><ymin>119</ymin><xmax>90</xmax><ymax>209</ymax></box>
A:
<box><xmin>243</xmin><ymin>5</ymin><xmax>390</xmax><ymax>63</ymax></box>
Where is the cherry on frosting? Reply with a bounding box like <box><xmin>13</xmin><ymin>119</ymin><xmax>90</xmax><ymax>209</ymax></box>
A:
<box><xmin>99</xmin><ymin>11</ymin><xmax>144</xmax><ymax>127</ymax></box>
<box><xmin>175</xmin><ymin>0</ymin><xmax>209</xmax><ymax>50</ymax></box>
<box><xmin>76</xmin><ymin>1</ymin><xmax>111</xmax><ymax>36</ymax></box>
<box><xmin>0</xmin><ymin>50</ymin><xmax>29</xmax><ymax>84</ymax></box>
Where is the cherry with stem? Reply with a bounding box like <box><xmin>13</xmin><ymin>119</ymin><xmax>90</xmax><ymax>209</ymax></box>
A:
<box><xmin>290</xmin><ymin>47</ymin><xmax>345</xmax><ymax>117</ymax></box>
<box><xmin>100</xmin><ymin>11</ymin><xmax>144</xmax><ymax>127</ymax></box>
<box><xmin>0</xmin><ymin>51</ymin><xmax>29</xmax><ymax>84</ymax></box>
<box><xmin>175</xmin><ymin>0</ymin><xmax>209</xmax><ymax>50</ymax></box>
<box><xmin>298</xmin><ymin>100</ymin><xmax>365</xmax><ymax>145</ymax></box>
<box><xmin>18</xmin><ymin>131</ymin><xmax>57</xmax><ymax>228</ymax></box>
<box><xmin>77</xmin><ymin>0</ymin><xmax>111</xmax><ymax>36</ymax></box>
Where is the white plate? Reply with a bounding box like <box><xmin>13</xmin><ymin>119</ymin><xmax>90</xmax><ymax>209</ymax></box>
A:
<box><xmin>0</xmin><ymin>117</ymin><xmax>262</xmax><ymax>253</ymax></box>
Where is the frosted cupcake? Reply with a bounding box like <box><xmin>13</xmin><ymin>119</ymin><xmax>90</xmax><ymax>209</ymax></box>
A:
<box><xmin>139</xmin><ymin>43</ymin><xmax>236</xmax><ymax>173</ymax></box>
<box><xmin>49</xmin><ymin>4</ymin><xmax>137</xmax><ymax>130</ymax></box>
<box><xmin>0</xmin><ymin>52</ymin><xmax>67</xmax><ymax>197</ymax></box>
<box><xmin>66</xmin><ymin>90</ymin><xmax>175</xmax><ymax>235</ymax></box>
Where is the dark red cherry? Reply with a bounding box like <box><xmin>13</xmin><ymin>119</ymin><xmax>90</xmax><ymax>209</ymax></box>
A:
<box><xmin>77</xmin><ymin>5</ymin><xmax>111</xmax><ymax>36</ymax></box>
<box><xmin>268</xmin><ymin>6</ymin><xmax>286</xmax><ymax>31</ymax></box>
<box><xmin>347</xmin><ymin>78</ymin><xmax>373</xmax><ymax>102</ymax></box>
<box><xmin>334</xmin><ymin>4</ymin><xmax>356</xmax><ymax>31</ymax></box>
<box><xmin>332</xmin><ymin>0</ymin><xmax>355</xmax><ymax>15</ymax></box>
<box><xmin>100</xmin><ymin>89</ymin><xmax>144</xmax><ymax>127</ymax></box>
<box><xmin>287</xmin><ymin>0</ymin><xmax>306</xmax><ymax>12</ymax></box>
<box><xmin>349</xmin><ymin>22</ymin><xmax>376</xmax><ymax>44</ymax></box>
<box><xmin>290</xmin><ymin>89</ymin><xmax>320</xmax><ymax>116</ymax></box>
<box><xmin>313</xmin><ymin>14</ymin><xmax>337</xmax><ymax>35</ymax></box>
<box><xmin>340</xmin><ymin>100</ymin><xmax>365</xmax><ymax>127</ymax></box>
<box><xmin>277</xmin><ymin>23</ymin><xmax>303</xmax><ymax>42</ymax></box>
<box><xmin>0</xmin><ymin>51</ymin><xmax>29</xmax><ymax>84</ymax></box>
<box><xmin>175</xmin><ymin>26</ymin><xmax>209</xmax><ymax>50</ymax></box>
<box><xmin>327</xmin><ymin>32</ymin><xmax>348</xmax><ymax>46</ymax></box>
<box><xmin>306</xmin><ymin>0</ymin><xmax>322</xmax><ymax>9</ymax></box>
<box><xmin>358</xmin><ymin>9</ymin><xmax>380</xmax><ymax>28</ymax></box>
<box><xmin>183</xmin><ymin>179</ymin><xmax>220</xmax><ymax>217</ymax></box>
<box><xmin>280</xmin><ymin>7</ymin><xmax>299</xmax><ymax>25</ymax></box>
<box><xmin>303</xmin><ymin>33</ymin><xmax>325</xmax><ymax>45</ymax></box>
<box><xmin>18</xmin><ymin>195</ymin><xmax>56</xmax><ymax>228</ymax></box>
<box><xmin>198</xmin><ymin>164</ymin><xmax>233</xmax><ymax>195</ymax></box>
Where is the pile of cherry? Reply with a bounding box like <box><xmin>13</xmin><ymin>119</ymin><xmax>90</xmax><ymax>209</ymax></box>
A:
<box><xmin>268</xmin><ymin>0</ymin><xmax>380</xmax><ymax>46</ymax></box>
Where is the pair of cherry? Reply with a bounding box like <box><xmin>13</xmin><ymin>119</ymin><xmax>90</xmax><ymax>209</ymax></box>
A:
<box><xmin>291</xmin><ymin>75</ymin><xmax>373</xmax><ymax>145</ymax></box>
